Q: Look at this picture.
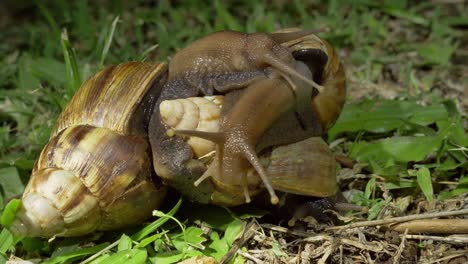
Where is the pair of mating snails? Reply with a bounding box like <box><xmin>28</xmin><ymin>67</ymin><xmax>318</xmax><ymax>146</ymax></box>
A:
<box><xmin>9</xmin><ymin>28</ymin><xmax>346</xmax><ymax>238</ymax></box>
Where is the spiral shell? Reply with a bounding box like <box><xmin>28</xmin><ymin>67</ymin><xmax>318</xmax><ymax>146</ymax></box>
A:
<box><xmin>277</xmin><ymin>28</ymin><xmax>346</xmax><ymax>130</ymax></box>
<box><xmin>159</xmin><ymin>96</ymin><xmax>224</xmax><ymax>158</ymax></box>
<box><xmin>258</xmin><ymin>137</ymin><xmax>337</xmax><ymax>197</ymax></box>
<box><xmin>10</xmin><ymin>62</ymin><xmax>168</xmax><ymax>237</ymax></box>
<box><xmin>209</xmin><ymin>137</ymin><xmax>336</xmax><ymax>206</ymax></box>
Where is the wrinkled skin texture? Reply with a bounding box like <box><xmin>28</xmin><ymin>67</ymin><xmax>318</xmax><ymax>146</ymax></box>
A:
<box><xmin>149</xmin><ymin>29</ymin><xmax>346</xmax><ymax>205</ymax></box>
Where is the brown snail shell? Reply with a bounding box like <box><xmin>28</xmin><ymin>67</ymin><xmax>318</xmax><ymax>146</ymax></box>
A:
<box><xmin>260</xmin><ymin>137</ymin><xmax>337</xmax><ymax>197</ymax></box>
<box><xmin>210</xmin><ymin>137</ymin><xmax>337</xmax><ymax>206</ymax></box>
<box><xmin>276</xmin><ymin>28</ymin><xmax>346</xmax><ymax>130</ymax></box>
<box><xmin>10</xmin><ymin>62</ymin><xmax>168</xmax><ymax>237</ymax></box>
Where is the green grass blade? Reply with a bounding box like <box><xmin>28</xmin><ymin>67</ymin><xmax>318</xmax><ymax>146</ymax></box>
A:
<box><xmin>131</xmin><ymin>198</ymin><xmax>182</xmax><ymax>241</ymax></box>
<box><xmin>135</xmin><ymin>230</ymin><xmax>168</xmax><ymax>248</ymax></box>
<box><xmin>42</xmin><ymin>242</ymin><xmax>110</xmax><ymax>264</ymax></box>
<box><xmin>61</xmin><ymin>29</ymin><xmax>82</xmax><ymax>96</ymax></box>
<box><xmin>100</xmin><ymin>16</ymin><xmax>120</xmax><ymax>68</ymax></box>
<box><xmin>97</xmin><ymin>249</ymin><xmax>147</xmax><ymax>264</ymax></box>
<box><xmin>36</xmin><ymin>2</ymin><xmax>61</xmax><ymax>38</ymax></box>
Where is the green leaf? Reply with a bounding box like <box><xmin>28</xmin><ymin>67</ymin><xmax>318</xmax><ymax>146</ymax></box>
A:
<box><xmin>43</xmin><ymin>243</ymin><xmax>110</xmax><ymax>264</ymax></box>
<box><xmin>416</xmin><ymin>167</ymin><xmax>433</xmax><ymax>202</ymax></box>
<box><xmin>88</xmin><ymin>254</ymin><xmax>111</xmax><ymax>264</ymax></box>
<box><xmin>437</xmin><ymin>119</ymin><xmax>468</xmax><ymax>147</ymax></box>
<box><xmin>170</xmin><ymin>226</ymin><xmax>206</xmax><ymax>252</ymax></box>
<box><xmin>135</xmin><ymin>231</ymin><xmax>168</xmax><ymax>249</ymax></box>
<box><xmin>131</xmin><ymin>198</ymin><xmax>182</xmax><ymax>241</ymax></box>
<box><xmin>117</xmin><ymin>234</ymin><xmax>133</xmax><ymax>251</ymax></box>
<box><xmin>182</xmin><ymin>227</ymin><xmax>206</xmax><ymax>249</ymax></box>
<box><xmin>149</xmin><ymin>252</ymin><xmax>184</xmax><ymax>264</ymax></box>
<box><xmin>223</xmin><ymin>219</ymin><xmax>244</xmax><ymax>245</ymax></box>
<box><xmin>0</xmin><ymin>167</ymin><xmax>24</xmax><ymax>201</ymax></box>
<box><xmin>364</xmin><ymin>178</ymin><xmax>376</xmax><ymax>200</ymax></box>
<box><xmin>328</xmin><ymin>100</ymin><xmax>448</xmax><ymax>140</ymax></box>
<box><xmin>0</xmin><ymin>229</ymin><xmax>13</xmax><ymax>254</ymax></box>
<box><xmin>206</xmin><ymin>231</ymin><xmax>229</xmax><ymax>261</ymax></box>
<box><xmin>349</xmin><ymin>135</ymin><xmax>445</xmax><ymax>175</ymax></box>
<box><xmin>97</xmin><ymin>249</ymin><xmax>147</xmax><ymax>264</ymax></box>
<box><xmin>1</xmin><ymin>199</ymin><xmax>21</xmax><ymax>228</ymax></box>
<box><xmin>367</xmin><ymin>200</ymin><xmax>387</xmax><ymax>220</ymax></box>
<box><xmin>354</xmin><ymin>136</ymin><xmax>443</xmax><ymax>162</ymax></box>
<box><xmin>384</xmin><ymin>180</ymin><xmax>417</xmax><ymax>190</ymax></box>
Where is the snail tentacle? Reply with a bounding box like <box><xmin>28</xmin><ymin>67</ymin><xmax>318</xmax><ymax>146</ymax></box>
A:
<box><xmin>240</xmin><ymin>142</ymin><xmax>279</xmax><ymax>204</ymax></box>
<box><xmin>262</xmin><ymin>53</ymin><xmax>324</xmax><ymax>93</ymax></box>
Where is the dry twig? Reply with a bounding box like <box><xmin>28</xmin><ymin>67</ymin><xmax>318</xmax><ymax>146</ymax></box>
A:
<box><xmin>326</xmin><ymin>208</ymin><xmax>468</xmax><ymax>231</ymax></box>
<box><xmin>391</xmin><ymin>219</ymin><xmax>468</xmax><ymax>234</ymax></box>
<box><xmin>393</xmin><ymin>228</ymin><xmax>408</xmax><ymax>264</ymax></box>
<box><xmin>404</xmin><ymin>234</ymin><xmax>468</xmax><ymax>244</ymax></box>
<box><xmin>237</xmin><ymin>251</ymin><xmax>264</xmax><ymax>264</ymax></box>
<box><xmin>220</xmin><ymin>220</ymin><xmax>258</xmax><ymax>264</ymax></box>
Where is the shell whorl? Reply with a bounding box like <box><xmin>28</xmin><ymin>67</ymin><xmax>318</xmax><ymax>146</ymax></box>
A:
<box><xmin>276</xmin><ymin>28</ymin><xmax>346</xmax><ymax>130</ymax></box>
<box><xmin>254</xmin><ymin>137</ymin><xmax>337</xmax><ymax>197</ymax></box>
<box><xmin>210</xmin><ymin>137</ymin><xmax>337</xmax><ymax>206</ymax></box>
<box><xmin>10</xmin><ymin>168</ymin><xmax>101</xmax><ymax>237</ymax></box>
<box><xmin>11</xmin><ymin>125</ymin><xmax>166</xmax><ymax>237</ymax></box>
<box><xmin>159</xmin><ymin>96</ymin><xmax>224</xmax><ymax>158</ymax></box>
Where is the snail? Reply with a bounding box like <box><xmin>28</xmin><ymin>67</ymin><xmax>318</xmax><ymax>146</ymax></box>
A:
<box><xmin>150</xmin><ymin>31</ymin><xmax>344</xmax><ymax>204</ymax></box>
<box><xmin>9</xmin><ymin>63</ymin><xmax>168</xmax><ymax>237</ymax></box>
<box><xmin>9</xmin><ymin>28</ymin><xmax>346</xmax><ymax>238</ymax></box>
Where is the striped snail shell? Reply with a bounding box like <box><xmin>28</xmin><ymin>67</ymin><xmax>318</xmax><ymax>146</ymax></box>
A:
<box><xmin>10</xmin><ymin>62</ymin><xmax>168</xmax><ymax>237</ymax></box>
<box><xmin>276</xmin><ymin>28</ymin><xmax>346</xmax><ymax>130</ymax></box>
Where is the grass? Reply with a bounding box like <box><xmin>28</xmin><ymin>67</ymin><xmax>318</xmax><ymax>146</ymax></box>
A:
<box><xmin>0</xmin><ymin>0</ymin><xmax>466</xmax><ymax>263</ymax></box>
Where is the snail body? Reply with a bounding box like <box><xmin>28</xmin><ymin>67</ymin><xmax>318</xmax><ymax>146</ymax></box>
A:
<box><xmin>11</xmin><ymin>29</ymin><xmax>346</xmax><ymax>238</ymax></box>
<box><xmin>169</xmin><ymin>29</ymin><xmax>345</xmax><ymax>204</ymax></box>
<box><xmin>167</xmin><ymin>30</ymin><xmax>323</xmax><ymax>97</ymax></box>
<box><xmin>177</xmin><ymin>62</ymin><xmax>313</xmax><ymax>204</ymax></box>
